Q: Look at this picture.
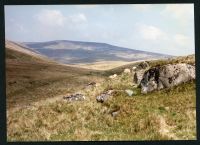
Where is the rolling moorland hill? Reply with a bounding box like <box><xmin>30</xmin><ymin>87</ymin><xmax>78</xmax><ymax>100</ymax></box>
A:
<box><xmin>6</xmin><ymin>40</ymin><xmax>103</xmax><ymax>109</ymax></box>
<box><xmin>21</xmin><ymin>40</ymin><xmax>171</xmax><ymax>64</ymax></box>
<box><xmin>6</xmin><ymin>40</ymin><xmax>196</xmax><ymax>141</ymax></box>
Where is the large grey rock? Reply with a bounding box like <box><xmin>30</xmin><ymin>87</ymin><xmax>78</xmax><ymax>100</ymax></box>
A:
<box><xmin>140</xmin><ymin>63</ymin><xmax>195</xmax><ymax>94</ymax></box>
<box><xmin>133</xmin><ymin>70</ymin><xmax>146</xmax><ymax>85</ymax></box>
<box><xmin>136</xmin><ymin>61</ymin><xmax>150</xmax><ymax>71</ymax></box>
<box><xmin>133</xmin><ymin>61</ymin><xmax>150</xmax><ymax>85</ymax></box>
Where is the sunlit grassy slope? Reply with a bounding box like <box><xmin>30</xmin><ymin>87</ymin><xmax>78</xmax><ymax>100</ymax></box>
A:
<box><xmin>6</xmin><ymin>42</ymin><xmax>196</xmax><ymax>141</ymax></box>
<box><xmin>7</xmin><ymin>72</ymin><xmax>196</xmax><ymax>141</ymax></box>
<box><xmin>6</xmin><ymin>46</ymin><xmax>103</xmax><ymax>109</ymax></box>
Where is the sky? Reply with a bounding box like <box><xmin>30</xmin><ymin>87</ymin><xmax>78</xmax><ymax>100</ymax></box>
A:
<box><xmin>4</xmin><ymin>4</ymin><xmax>194</xmax><ymax>56</ymax></box>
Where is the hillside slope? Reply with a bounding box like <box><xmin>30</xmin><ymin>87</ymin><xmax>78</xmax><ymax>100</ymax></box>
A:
<box><xmin>6</xmin><ymin>41</ymin><xmax>103</xmax><ymax>109</ymax></box>
<box><xmin>7</xmin><ymin>61</ymin><xmax>196</xmax><ymax>141</ymax></box>
<box><xmin>22</xmin><ymin>40</ymin><xmax>171</xmax><ymax>64</ymax></box>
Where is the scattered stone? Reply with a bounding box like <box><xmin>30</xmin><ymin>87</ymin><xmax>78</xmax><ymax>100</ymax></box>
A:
<box><xmin>140</xmin><ymin>63</ymin><xmax>195</xmax><ymax>94</ymax></box>
<box><xmin>109</xmin><ymin>74</ymin><xmax>117</xmax><ymax>79</ymax></box>
<box><xmin>132</xmin><ymin>66</ymin><xmax>137</xmax><ymax>71</ymax></box>
<box><xmin>96</xmin><ymin>93</ymin><xmax>109</xmax><ymax>103</ymax></box>
<box><xmin>125</xmin><ymin>89</ymin><xmax>134</xmax><ymax>96</ymax></box>
<box><xmin>96</xmin><ymin>90</ymin><xmax>114</xmax><ymax>103</ymax></box>
<box><xmin>110</xmin><ymin>106</ymin><xmax>120</xmax><ymax>118</ymax></box>
<box><xmin>107</xmin><ymin>89</ymin><xmax>115</xmax><ymax>95</ymax></box>
<box><xmin>111</xmin><ymin>111</ymin><xmax>120</xmax><ymax>118</ymax></box>
<box><xmin>84</xmin><ymin>81</ymin><xmax>96</xmax><ymax>89</ymax></box>
<box><xmin>63</xmin><ymin>93</ymin><xmax>86</xmax><ymax>101</ymax></box>
<box><xmin>124</xmin><ymin>68</ymin><xmax>131</xmax><ymax>73</ymax></box>
<box><xmin>165</xmin><ymin>107</ymin><xmax>170</xmax><ymax>111</ymax></box>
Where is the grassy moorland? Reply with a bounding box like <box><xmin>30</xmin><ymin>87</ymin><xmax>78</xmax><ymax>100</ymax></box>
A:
<box><xmin>6</xmin><ymin>43</ymin><xmax>196</xmax><ymax>141</ymax></box>
<box><xmin>6</xmin><ymin>46</ymin><xmax>103</xmax><ymax>109</ymax></box>
<box><xmin>7</xmin><ymin>72</ymin><xmax>196</xmax><ymax>141</ymax></box>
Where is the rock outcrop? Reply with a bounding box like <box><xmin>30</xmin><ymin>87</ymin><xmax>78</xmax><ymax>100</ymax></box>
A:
<box><xmin>133</xmin><ymin>70</ymin><xmax>146</xmax><ymax>85</ymax></box>
<box><xmin>140</xmin><ymin>63</ymin><xmax>195</xmax><ymax>94</ymax></box>
<box><xmin>136</xmin><ymin>61</ymin><xmax>149</xmax><ymax>70</ymax></box>
<box><xmin>133</xmin><ymin>61</ymin><xmax>150</xmax><ymax>85</ymax></box>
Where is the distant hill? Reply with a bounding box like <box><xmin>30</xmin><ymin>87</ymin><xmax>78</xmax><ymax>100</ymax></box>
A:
<box><xmin>21</xmin><ymin>40</ymin><xmax>172</xmax><ymax>64</ymax></box>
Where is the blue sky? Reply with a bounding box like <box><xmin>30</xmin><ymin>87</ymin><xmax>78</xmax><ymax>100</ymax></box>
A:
<box><xmin>5</xmin><ymin>4</ymin><xmax>194</xmax><ymax>56</ymax></box>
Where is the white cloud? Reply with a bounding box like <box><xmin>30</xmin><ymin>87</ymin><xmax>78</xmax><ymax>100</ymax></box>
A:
<box><xmin>161</xmin><ymin>4</ymin><xmax>194</xmax><ymax>23</ymax></box>
<box><xmin>36</xmin><ymin>9</ymin><xmax>65</xmax><ymax>27</ymax></box>
<box><xmin>36</xmin><ymin>9</ymin><xmax>87</xmax><ymax>28</ymax></box>
<box><xmin>68</xmin><ymin>13</ymin><xmax>87</xmax><ymax>23</ymax></box>
<box><xmin>137</xmin><ymin>24</ymin><xmax>167</xmax><ymax>41</ymax></box>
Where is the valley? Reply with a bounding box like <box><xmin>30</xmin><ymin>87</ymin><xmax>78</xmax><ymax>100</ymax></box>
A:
<box><xmin>6</xmin><ymin>40</ymin><xmax>196</xmax><ymax>141</ymax></box>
